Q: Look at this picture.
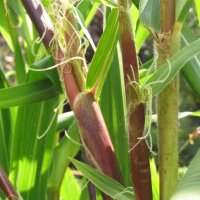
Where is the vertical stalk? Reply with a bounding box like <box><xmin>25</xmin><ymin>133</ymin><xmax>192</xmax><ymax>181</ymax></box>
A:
<box><xmin>73</xmin><ymin>93</ymin><xmax>122</xmax><ymax>200</ymax></box>
<box><xmin>118</xmin><ymin>1</ymin><xmax>152</xmax><ymax>199</ymax></box>
<box><xmin>156</xmin><ymin>1</ymin><xmax>181</xmax><ymax>199</ymax></box>
<box><xmin>20</xmin><ymin>0</ymin><xmax>80</xmax><ymax>106</ymax></box>
<box><xmin>0</xmin><ymin>166</ymin><xmax>19</xmax><ymax>200</ymax></box>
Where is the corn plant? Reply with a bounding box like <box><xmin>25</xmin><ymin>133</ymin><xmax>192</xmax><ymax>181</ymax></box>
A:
<box><xmin>0</xmin><ymin>0</ymin><xmax>200</xmax><ymax>200</ymax></box>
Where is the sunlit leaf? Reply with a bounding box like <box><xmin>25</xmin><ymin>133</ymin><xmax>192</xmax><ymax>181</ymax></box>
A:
<box><xmin>195</xmin><ymin>0</ymin><xmax>200</xmax><ymax>23</ymax></box>
<box><xmin>48</xmin><ymin>121</ymin><xmax>80</xmax><ymax>199</ymax></box>
<box><xmin>86</xmin><ymin>9</ymin><xmax>119</xmax><ymax>99</ymax></box>
<box><xmin>100</xmin><ymin>45</ymin><xmax>131</xmax><ymax>186</ymax></box>
<box><xmin>9</xmin><ymin>72</ymin><xmax>59</xmax><ymax>200</ymax></box>
<box><xmin>0</xmin><ymin>68</ymin><xmax>12</xmax><ymax>173</ymax></box>
<box><xmin>70</xmin><ymin>158</ymin><xmax>134</xmax><ymax>200</ymax></box>
<box><xmin>139</xmin><ymin>0</ymin><xmax>161</xmax><ymax>32</ymax></box>
<box><xmin>0</xmin><ymin>79</ymin><xmax>59</xmax><ymax>108</ymax></box>
<box><xmin>60</xmin><ymin>168</ymin><xmax>81</xmax><ymax>200</ymax></box>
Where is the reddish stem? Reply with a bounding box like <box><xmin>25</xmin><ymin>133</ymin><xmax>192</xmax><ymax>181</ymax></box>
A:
<box><xmin>118</xmin><ymin>9</ymin><xmax>152</xmax><ymax>200</ymax></box>
<box><xmin>73</xmin><ymin>93</ymin><xmax>122</xmax><ymax>182</ymax></box>
<box><xmin>21</xmin><ymin>0</ymin><xmax>80</xmax><ymax>106</ymax></box>
<box><xmin>0</xmin><ymin>166</ymin><xmax>19</xmax><ymax>200</ymax></box>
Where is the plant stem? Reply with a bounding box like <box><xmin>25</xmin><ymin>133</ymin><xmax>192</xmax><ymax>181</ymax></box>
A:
<box><xmin>47</xmin><ymin>122</ymin><xmax>80</xmax><ymax>200</ymax></box>
<box><xmin>73</xmin><ymin>92</ymin><xmax>122</xmax><ymax>183</ymax></box>
<box><xmin>161</xmin><ymin>0</ymin><xmax>175</xmax><ymax>32</ymax></box>
<box><xmin>21</xmin><ymin>0</ymin><xmax>80</xmax><ymax>106</ymax></box>
<box><xmin>156</xmin><ymin>1</ymin><xmax>181</xmax><ymax>199</ymax></box>
<box><xmin>0</xmin><ymin>166</ymin><xmax>19</xmax><ymax>200</ymax></box>
<box><xmin>118</xmin><ymin>1</ymin><xmax>152</xmax><ymax>199</ymax></box>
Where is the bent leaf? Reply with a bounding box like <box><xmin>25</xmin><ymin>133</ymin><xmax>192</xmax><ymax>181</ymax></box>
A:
<box><xmin>171</xmin><ymin>150</ymin><xmax>200</xmax><ymax>200</ymax></box>
<box><xmin>181</xmin><ymin>25</ymin><xmax>200</xmax><ymax>99</ymax></box>
<box><xmin>0</xmin><ymin>79</ymin><xmax>59</xmax><ymax>108</ymax></box>
<box><xmin>70</xmin><ymin>158</ymin><xmax>134</xmax><ymax>200</ymax></box>
<box><xmin>146</xmin><ymin>39</ymin><xmax>200</xmax><ymax>96</ymax></box>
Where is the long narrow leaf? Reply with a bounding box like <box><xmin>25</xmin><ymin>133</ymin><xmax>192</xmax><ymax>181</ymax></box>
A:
<box><xmin>195</xmin><ymin>0</ymin><xmax>200</xmax><ymax>23</ymax></box>
<box><xmin>171</xmin><ymin>150</ymin><xmax>200</xmax><ymax>200</ymax></box>
<box><xmin>181</xmin><ymin>25</ymin><xmax>200</xmax><ymax>99</ymax></box>
<box><xmin>146</xmin><ymin>39</ymin><xmax>200</xmax><ymax>96</ymax></box>
<box><xmin>86</xmin><ymin>9</ymin><xmax>119</xmax><ymax>98</ymax></box>
<box><xmin>56</xmin><ymin>111</ymin><xmax>74</xmax><ymax>132</ymax></box>
<box><xmin>60</xmin><ymin>168</ymin><xmax>81</xmax><ymax>200</ymax></box>
<box><xmin>0</xmin><ymin>68</ymin><xmax>12</xmax><ymax>173</ymax></box>
<box><xmin>176</xmin><ymin>0</ymin><xmax>193</xmax><ymax>22</ymax></box>
<box><xmin>48</xmin><ymin>121</ymin><xmax>80</xmax><ymax>199</ymax></box>
<box><xmin>9</xmin><ymin>72</ymin><xmax>59</xmax><ymax>200</ymax></box>
<box><xmin>70</xmin><ymin>158</ymin><xmax>134</xmax><ymax>200</ymax></box>
<box><xmin>31</xmin><ymin>56</ymin><xmax>62</xmax><ymax>93</ymax></box>
<box><xmin>139</xmin><ymin>0</ymin><xmax>161</xmax><ymax>33</ymax></box>
<box><xmin>139</xmin><ymin>0</ymin><xmax>193</xmax><ymax>33</ymax></box>
<box><xmin>100</xmin><ymin>46</ymin><xmax>130</xmax><ymax>186</ymax></box>
<box><xmin>0</xmin><ymin>79</ymin><xmax>59</xmax><ymax>108</ymax></box>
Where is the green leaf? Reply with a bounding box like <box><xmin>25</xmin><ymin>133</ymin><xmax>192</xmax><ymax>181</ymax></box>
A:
<box><xmin>56</xmin><ymin>111</ymin><xmax>74</xmax><ymax>132</ymax></box>
<box><xmin>139</xmin><ymin>0</ymin><xmax>161</xmax><ymax>33</ymax></box>
<box><xmin>31</xmin><ymin>56</ymin><xmax>63</xmax><ymax>93</ymax></box>
<box><xmin>139</xmin><ymin>0</ymin><xmax>193</xmax><ymax>33</ymax></box>
<box><xmin>0</xmin><ymin>68</ymin><xmax>12</xmax><ymax>173</ymax></box>
<box><xmin>60</xmin><ymin>168</ymin><xmax>81</xmax><ymax>200</ymax></box>
<box><xmin>0</xmin><ymin>1</ymin><xmax>14</xmax><ymax>50</ymax></box>
<box><xmin>150</xmin><ymin>159</ymin><xmax>159</xmax><ymax>200</ymax></box>
<box><xmin>135</xmin><ymin>22</ymin><xmax>149</xmax><ymax>52</ymax></box>
<box><xmin>100</xmin><ymin>45</ymin><xmax>131</xmax><ymax>186</ymax></box>
<box><xmin>195</xmin><ymin>0</ymin><xmax>200</xmax><ymax>23</ymax></box>
<box><xmin>86</xmin><ymin>9</ymin><xmax>119</xmax><ymax>99</ymax></box>
<box><xmin>146</xmin><ymin>39</ymin><xmax>200</xmax><ymax>96</ymax></box>
<box><xmin>130</xmin><ymin>4</ymin><xmax>139</xmax><ymax>33</ymax></box>
<box><xmin>48</xmin><ymin>121</ymin><xmax>80</xmax><ymax>198</ymax></box>
<box><xmin>93</xmin><ymin>0</ymin><xmax>119</xmax><ymax>8</ymax></box>
<box><xmin>181</xmin><ymin>25</ymin><xmax>200</xmax><ymax>100</ymax></box>
<box><xmin>176</xmin><ymin>0</ymin><xmax>193</xmax><ymax>22</ymax></box>
<box><xmin>171</xmin><ymin>150</ymin><xmax>200</xmax><ymax>200</ymax></box>
<box><xmin>0</xmin><ymin>78</ymin><xmax>59</xmax><ymax>108</ymax></box>
<box><xmin>0</xmin><ymin>1</ymin><xmax>27</xmax><ymax>83</ymax></box>
<box><xmin>9</xmin><ymin>71</ymin><xmax>59</xmax><ymax>200</ymax></box>
<box><xmin>84</xmin><ymin>2</ymin><xmax>100</xmax><ymax>28</ymax></box>
<box><xmin>131</xmin><ymin>0</ymin><xmax>139</xmax><ymax>8</ymax></box>
<box><xmin>70</xmin><ymin>158</ymin><xmax>134</xmax><ymax>200</ymax></box>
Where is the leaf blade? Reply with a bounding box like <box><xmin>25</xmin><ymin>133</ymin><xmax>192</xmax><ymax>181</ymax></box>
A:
<box><xmin>146</xmin><ymin>39</ymin><xmax>200</xmax><ymax>96</ymax></box>
<box><xmin>86</xmin><ymin>9</ymin><xmax>119</xmax><ymax>98</ymax></box>
<box><xmin>171</xmin><ymin>150</ymin><xmax>200</xmax><ymax>200</ymax></box>
<box><xmin>0</xmin><ymin>78</ymin><xmax>59</xmax><ymax>108</ymax></box>
<box><xmin>70</xmin><ymin>158</ymin><xmax>134</xmax><ymax>200</ymax></box>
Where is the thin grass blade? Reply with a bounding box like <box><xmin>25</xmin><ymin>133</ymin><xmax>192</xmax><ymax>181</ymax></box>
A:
<box><xmin>146</xmin><ymin>39</ymin><xmax>200</xmax><ymax>96</ymax></box>
<box><xmin>0</xmin><ymin>79</ymin><xmax>59</xmax><ymax>108</ymax></box>
<box><xmin>70</xmin><ymin>158</ymin><xmax>134</xmax><ymax>200</ymax></box>
<box><xmin>86</xmin><ymin>9</ymin><xmax>119</xmax><ymax>98</ymax></box>
<box><xmin>100</xmin><ymin>46</ymin><xmax>130</xmax><ymax>186</ymax></box>
<box><xmin>181</xmin><ymin>25</ymin><xmax>200</xmax><ymax>99</ymax></box>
